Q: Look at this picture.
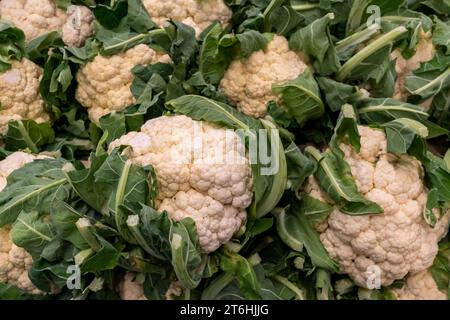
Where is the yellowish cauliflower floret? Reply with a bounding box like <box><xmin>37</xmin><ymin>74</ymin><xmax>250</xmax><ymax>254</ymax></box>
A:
<box><xmin>392</xmin><ymin>270</ymin><xmax>447</xmax><ymax>300</ymax></box>
<box><xmin>304</xmin><ymin>126</ymin><xmax>450</xmax><ymax>288</ymax></box>
<box><xmin>109</xmin><ymin>115</ymin><xmax>253</xmax><ymax>253</ymax></box>
<box><xmin>0</xmin><ymin>59</ymin><xmax>51</xmax><ymax>135</ymax></box>
<box><xmin>61</xmin><ymin>5</ymin><xmax>95</xmax><ymax>48</ymax></box>
<box><xmin>0</xmin><ymin>0</ymin><xmax>94</xmax><ymax>47</ymax></box>
<box><xmin>219</xmin><ymin>35</ymin><xmax>309</xmax><ymax>118</ymax></box>
<box><xmin>142</xmin><ymin>0</ymin><xmax>232</xmax><ymax>36</ymax></box>
<box><xmin>118</xmin><ymin>272</ymin><xmax>147</xmax><ymax>300</ymax></box>
<box><xmin>0</xmin><ymin>152</ymin><xmax>47</xmax><ymax>295</ymax></box>
<box><xmin>76</xmin><ymin>44</ymin><xmax>171</xmax><ymax>122</ymax></box>
<box><xmin>391</xmin><ymin>30</ymin><xmax>436</xmax><ymax>103</ymax></box>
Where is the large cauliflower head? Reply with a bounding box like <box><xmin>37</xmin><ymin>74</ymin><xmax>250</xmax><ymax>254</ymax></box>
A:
<box><xmin>109</xmin><ymin>115</ymin><xmax>253</xmax><ymax>253</ymax></box>
<box><xmin>76</xmin><ymin>44</ymin><xmax>171</xmax><ymax>122</ymax></box>
<box><xmin>219</xmin><ymin>35</ymin><xmax>309</xmax><ymax>118</ymax></box>
<box><xmin>142</xmin><ymin>0</ymin><xmax>232</xmax><ymax>36</ymax></box>
<box><xmin>0</xmin><ymin>152</ymin><xmax>46</xmax><ymax>295</ymax></box>
<box><xmin>0</xmin><ymin>0</ymin><xmax>94</xmax><ymax>47</ymax></box>
<box><xmin>391</xmin><ymin>30</ymin><xmax>435</xmax><ymax>105</ymax></box>
<box><xmin>0</xmin><ymin>59</ymin><xmax>51</xmax><ymax>135</ymax></box>
<box><xmin>392</xmin><ymin>270</ymin><xmax>447</xmax><ymax>300</ymax></box>
<box><xmin>304</xmin><ymin>126</ymin><xmax>450</xmax><ymax>288</ymax></box>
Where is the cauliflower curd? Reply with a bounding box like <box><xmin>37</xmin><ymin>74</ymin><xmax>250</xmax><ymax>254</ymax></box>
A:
<box><xmin>304</xmin><ymin>126</ymin><xmax>450</xmax><ymax>288</ymax></box>
<box><xmin>0</xmin><ymin>59</ymin><xmax>51</xmax><ymax>135</ymax></box>
<box><xmin>75</xmin><ymin>44</ymin><xmax>171</xmax><ymax>122</ymax></box>
<box><xmin>142</xmin><ymin>0</ymin><xmax>232</xmax><ymax>36</ymax></box>
<box><xmin>393</xmin><ymin>270</ymin><xmax>447</xmax><ymax>300</ymax></box>
<box><xmin>219</xmin><ymin>35</ymin><xmax>309</xmax><ymax>118</ymax></box>
<box><xmin>0</xmin><ymin>0</ymin><xmax>94</xmax><ymax>47</ymax></box>
<box><xmin>391</xmin><ymin>30</ymin><xmax>436</xmax><ymax>103</ymax></box>
<box><xmin>0</xmin><ymin>152</ymin><xmax>48</xmax><ymax>294</ymax></box>
<box><xmin>109</xmin><ymin>115</ymin><xmax>253</xmax><ymax>253</ymax></box>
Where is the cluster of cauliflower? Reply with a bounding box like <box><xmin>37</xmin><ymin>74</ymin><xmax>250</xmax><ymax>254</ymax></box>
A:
<box><xmin>0</xmin><ymin>59</ymin><xmax>51</xmax><ymax>135</ymax></box>
<box><xmin>304</xmin><ymin>125</ymin><xmax>450</xmax><ymax>298</ymax></box>
<box><xmin>392</xmin><ymin>270</ymin><xmax>446</xmax><ymax>300</ymax></box>
<box><xmin>0</xmin><ymin>0</ymin><xmax>95</xmax><ymax>48</ymax></box>
<box><xmin>219</xmin><ymin>35</ymin><xmax>310</xmax><ymax>118</ymax></box>
<box><xmin>75</xmin><ymin>44</ymin><xmax>172</xmax><ymax>122</ymax></box>
<box><xmin>109</xmin><ymin>115</ymin><xmax>253</xmax><ymax>253</ymax></box>
<box><xmin>0</xmin><ymin>152</ymin><xmax>49</xmax><ymax>295</ymax></box>
<box><xmin>141</xmin><ymin>0</ymin><xmax>232</xmax><ymax>36</ymax></box>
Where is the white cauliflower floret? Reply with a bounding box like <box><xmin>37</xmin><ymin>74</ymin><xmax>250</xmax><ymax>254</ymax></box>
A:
<box><xmin>219</xmin><ymin>35</ymin><xmax>309</xmax><ymax>118</ymax></box>
<box><xmin>305</xmin><ymin>126</ymin><xmax>450</xmax><ymax>288</ymax></box>
<box><xmin>0</xmin><ymin>59</ymin><xmax>51</xmax><ymax>135</ymax></box>
<box><xmin>393</xmin><ymin>270</ymin><xmax>447</xmax><ymax>300</ymax></box>
<box><xmin>142</xmin><ymin>0</ymin><xmax>232</xmax><ymax>36</ymax></box>
<box><xmin>61</xmin><ymin>5</ymin><xmax>95</xmax><ymax>48</ymax></box>
<box><xmin>109</xmin><ymin>115</ymin><xmax>253</xmax><ymax>253</ymax></box>
<box><xmin>0</xmin><ymin>152</ymin><xmax>47</xmax><ymax>295</ymax></box>
<box><xmin>391</xmin><ymin>30</ymin><xmax>436</xmax><ymax>104</ymax></box>
<box><xmin>76</xmin><ymin>44</ymin><xmax>171</xmax><ymax>122</ymax></box>
<box><xmin>0</xmin><ymin>0</ymin><xmax>94</xmax><ymax>47</ymax></box>
<box><xmin>118</xmin><ymin>272</ymin><xmax>146</xmax><ymax>300</ymax></box>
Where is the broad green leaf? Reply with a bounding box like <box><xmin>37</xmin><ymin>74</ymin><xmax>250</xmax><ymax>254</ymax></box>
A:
<box><xmin>357</xmin><ymin>98</ymin><xmax>447</xmax><ymax>138</ymax></box>
<box><xmin>218</xmin><ymin>250</ymin><xmax>262</xmax><ymax>300</ymax></box>
<box><xmin>272</xmin><ymin>69</ymin><xmax>325</xmax><ymax>127</ymax></box>
<box><xmin>273</xmin><ymin>198</ymin><xmax>338</xmax><ymax>271</ymax></box>
<box><xmin>317</xmin><ymin>77</ymin><xmax>359</xmax><ymax>112</ymax></box>
<box><xmin>94</xmin><ymin>149</ymin><xmax>152</xmax><ymax>241</ymax></box>
<box><xmin>11</xmin><ymin>211</ymin><xmax>55</xmax><ymax>258</ymax></box>
<box><xmin>5</xmin><ymin>120</ymin><xmax>55</xmax><ymax>153</ymax></box>
<box><xmin>382</xmin><ymin>118</ymin><xmax>429</xmax><ymax>154</ymax></box>
<box><xmin>289</xmin><ymin>13</ymin><xmax>340</xmax><ymax>75</ymax></box>
<box><xmin>170</xmin><ymin>218</ymin><xmax>205</xmax><ymax>289</ymax></box>
<box><xmin>0</xmin><ymin>159</ymin><xmax>70</xmax><ymax>227</ymax></box>
<box><xmin>433</xmin><ymin>17</ymin><xmax>450</xmax><ymax>54</ymax></box>
<box><xmin>305</xmin><ymin>146</ymin><xmax>383</xmax><ymax>215</ymax></box>
<box><xmin>0</xmin><ymin>22</ymin><xmax>25</xmax><ymax>73</ymax></box>
<box><xmin>429</xmin><ymin>242</ymin><xmax>450</xmax><ymax>297</ymax></box>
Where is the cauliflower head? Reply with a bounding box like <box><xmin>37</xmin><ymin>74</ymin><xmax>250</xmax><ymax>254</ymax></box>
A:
<box><xmin>76</xmin><ymin>44</ymin><xmax>171</xmax><ymax>122</ymax></box>
<box><xmin>0</xmin><ymin>152</ymin><xmax>47</xmax><ymax>295</ymax></box>
<box><xmin>304</xmin><ymin>126</ymin><xmax>450</xmax><ymax>288</ymax></box>
<box><xmin>0</xmin><ymin>0</ymin><xmax>94</xmax><ymax>47</ymax></box>
<box><xmin>142</xmin><ymin>0</ymin><xmax>232</xmax><ymax>36</ymax></box>
<box><xmin>219</xmin><ymin>35</ymin><xmax>309</xmax><ymax>118</ymax></box>
<box><xmin>61</xmin><ymin>5</ymin><xmax>95</xmax><ymax>48</ymax></box>
<box><xmin>392</xmin><ymin>270</ymin><xmax>447</xmax><ymax>300</ymax></box>
<box><xmin>109</xmin><ymin>115</ymin><xmax>253</xmax><ymax>253</ymax></box>
<box><xmin>0</xmin><ymin>59</ymin><xmax>51</xmax><ymax>135</ymax></box>
<box><xmin>391</xmin><ymin>30</ymin><xmax>436</xmax><ymax>103</ymax></box>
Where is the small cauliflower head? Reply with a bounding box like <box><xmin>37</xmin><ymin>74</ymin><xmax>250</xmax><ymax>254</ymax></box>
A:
<box><xmin>304</xmin><ymin>126</ymin><xmax>450</xmax><ymax>288</ymax></box>
<box><xmin>392</xmin><ymin>270</ymin><xmax>447</xmax><ymax>300</ymax></box>
<box><xmin>109</xmin><ymin>115</ymin><xmax>253</xmax><ymax>253</ymax></box>
<box><xmin>118</xmin><ymin>272</ymin><xmax>146</xmax><ymax>300</ymax></box>
<box><xmin>0</xmin><ymin>59</ymin><xmax>51</xmax><ymax>135</ymax></box>
<box><xmin>391</xmin><ymin>30</ymin><xmax>436</xmax><ymax>104</ymax></box>
<box><xmin>118</xmin><ymin>272</ymin><xmax>184</xmax><ymax>300</ymax></box>
<box><xmin>0</xmin><ymin>0</ymin><xmax>94</xmax><ymax>47</ymax></box>
<box><xmin>61</xmin><ymin>5</ymin><xmax>95</xmax><ymax>48</ymax></box>
<box><xmin>76</xmin><ymin>44</ymin><xmax>171</xmax><ymax>122</ymax></box>
<box><xmin>142</xmin><ymin>0</ymin><xmax>232</xmax><ymax>36</ymax></box>
<box><xmin>219</xmin><ymin>35</ymin><xmax>309</xmax><ymax>118</ymax></box>
<box><xmin>0</xmin><ymin>152</ymin><xmax>47</xmax><ymax>294</ymax></box>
